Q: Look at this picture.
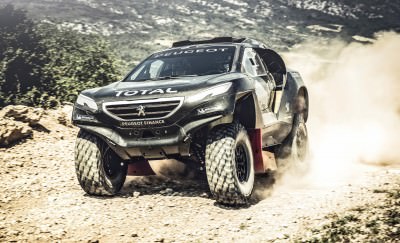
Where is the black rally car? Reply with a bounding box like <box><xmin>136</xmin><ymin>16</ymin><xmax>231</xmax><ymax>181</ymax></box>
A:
<box><xmin>72</xmin><ymin>37</ymin><xmax>309</xmax><ymax>205</ymax></box>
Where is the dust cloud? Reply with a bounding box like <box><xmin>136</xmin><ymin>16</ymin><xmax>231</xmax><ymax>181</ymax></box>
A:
<box><xmin>132</xmin><ymin>33</ymin><xmax>400</xmax><ymax>196</ymax></box>
<box><xmin>280</xmin><ymin>32</ymin><xmax>400</xmax><ymax>189</ymax></box>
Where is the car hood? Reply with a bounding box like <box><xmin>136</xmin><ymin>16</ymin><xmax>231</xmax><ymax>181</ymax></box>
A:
<box><xmin>83</xmin><ymin>73</ymin><xmax>245</xmax><ymax>102</ymax></box>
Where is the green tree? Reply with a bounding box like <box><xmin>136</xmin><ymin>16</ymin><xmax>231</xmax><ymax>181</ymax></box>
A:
<box><xmin>0</xmin><ymin>5</ymin><xmax>49</xmax><ymax>106</ymax></box>
<box><xmin>38</xmin><ymin>23</ymin><xmax>121</xmax><ymax>105</ymax></box>
<box><xmin>0</xmin><ymin>4</ymin><xmax>121</xmax><ymax>108</ymax></box>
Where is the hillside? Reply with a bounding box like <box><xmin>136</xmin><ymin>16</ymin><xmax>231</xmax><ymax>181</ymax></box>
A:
<box><xmin>1</xmin><ymin>0</ymin><xmax>399</xmax><ymax>68</ymax></box>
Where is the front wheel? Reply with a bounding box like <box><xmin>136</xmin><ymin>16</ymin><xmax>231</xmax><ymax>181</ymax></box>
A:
<box><xmin>205</xmin><ymin>122</ymin><xmax>255</xmax><ymax>205</ymax></box>
<box><xmin>75</xmin><ymin>129</ymin><xmax>127</xmax><ymax>196</ymax></box>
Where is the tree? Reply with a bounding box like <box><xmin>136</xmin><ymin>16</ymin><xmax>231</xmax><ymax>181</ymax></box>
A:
<box><xmin>0</xmin><ymin>4</ymin><xmax>121</xmax><ymax>108</ymax></box>
<box><xmin>0</xmin><ymin>5</ymin><xmax>49</xmax><ymax>106</ymax></box>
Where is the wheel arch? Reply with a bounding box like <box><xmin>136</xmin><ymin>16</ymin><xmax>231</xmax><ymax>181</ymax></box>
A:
<box><xmin>234</xmin><ymin>92</ymin><xmax>257</xmax><ymax>129</ymax></box>
<box><xmin>296</xmin><ymin>86</ymin><xmax>309</xmax><ymax>122</ymax></box>
<box><xmin>277</xmin><ymin>71</ymin><xmax>309</xmax><ymax>123</ymax></box>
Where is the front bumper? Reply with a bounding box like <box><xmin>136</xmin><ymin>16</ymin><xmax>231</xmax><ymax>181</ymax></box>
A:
<box><xmin>72</xmin><ymin>93</ymin><xmax>236</xmax><ymax>159</ymax></box>
<box><xmin>77</xmin><ymin>114</ymin><xmax>222</xmax><ymax>147</ymax></box>
<box><xmin>76</xmin><ymin>115</ymin><xmax>223</xmax><ymax>160</ymax></box>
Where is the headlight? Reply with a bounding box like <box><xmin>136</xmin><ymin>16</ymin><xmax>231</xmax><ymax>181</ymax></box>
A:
<box><xmin>76</xmin><ymin>94</ymin><xmax>98</xmax><ymax>111</ymax></box>
<box><xmin>187</xmin><ymin>83</ymin><xmax>232</xmax><ymax>103</ymax></box>
<box><xmin>197</xmin><ymin>104</ymin><xmax>225</xmax><ymax>115</ymax></box>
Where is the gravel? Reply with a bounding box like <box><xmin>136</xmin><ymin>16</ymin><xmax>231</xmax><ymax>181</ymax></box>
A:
<box><xmin>0</xmin><ymin>126</ymin><xmax>399</xmax><ymax>242</ymax></box>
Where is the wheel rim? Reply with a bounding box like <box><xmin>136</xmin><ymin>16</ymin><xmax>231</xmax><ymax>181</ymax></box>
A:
<box><xmin>103</xmin><ymin>148</ymin><xmax>121</xmax><ymax>180</ymax></box>
<box><xmin>235</xmin><ymin>142</ymin><xmax>250</xmax><ymax>183</ymax></box>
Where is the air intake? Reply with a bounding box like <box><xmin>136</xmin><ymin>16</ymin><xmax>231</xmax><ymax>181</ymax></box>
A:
<box><xmin>103</xmin><ymin>97</ymin><xmax>183</xmax><ymax>121</ymax></box>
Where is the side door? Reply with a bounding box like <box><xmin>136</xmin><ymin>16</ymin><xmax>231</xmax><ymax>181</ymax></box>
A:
<box><xmin>241</xmin><ymin>48</ymin><xmax>277</xmax><ymax>126</ymax></box>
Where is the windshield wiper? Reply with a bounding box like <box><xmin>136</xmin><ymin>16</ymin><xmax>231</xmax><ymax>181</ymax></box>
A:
<box><xmin>129</xmin><ymin>77</ymin><xmax>178</xmax><ymax>81</ymax></box>
<box><xmin>129</xmin><ymin>74</ymin><xmax>199</xmax><ymax>82</ymax></box>
<box><xmin>158</xmin><ymin>74</ymin><xmax>199</xmax><ymax>79</ymax></box>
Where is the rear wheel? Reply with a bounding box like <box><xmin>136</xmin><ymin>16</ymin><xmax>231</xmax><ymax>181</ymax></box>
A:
<box><xmin>205</xmin><ymin>122</ymin><xmax>254</xmax><ymax>205</ymax></box>
<box><xmin>75</xmin><ymin>129</ymin><xmax>127</xmax><ymax>195</ymax></box>
<box><xmin>276</xmin><ymin>113</ymin><xmax>309</xmax><ymax>174</ymax></box>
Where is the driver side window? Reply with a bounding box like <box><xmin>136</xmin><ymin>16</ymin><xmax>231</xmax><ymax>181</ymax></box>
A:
<box><xmin>242</xmin><ymin>48</ymin><xmax>268</xmax><ymax>77</ymax></box>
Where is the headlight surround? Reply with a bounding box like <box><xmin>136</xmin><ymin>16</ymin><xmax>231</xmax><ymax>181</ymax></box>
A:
<box><xmin>197</xmin><ymin>103</ymin><xmax>225</xmax><ymax>115</ymax></box>
<box><xmin>186</xmin><ymin>83</ymin><xmax>232</xmax><ymax>103</ymax></box>
<box><xmin>76</xmin><ymin>94</ymin><xmax>98</xmax><ymax>112</ymax></box>
<box><xmin>194</xmin><ymin>94</ymin><xmax>233</xmax><ymax>116</ymax></box>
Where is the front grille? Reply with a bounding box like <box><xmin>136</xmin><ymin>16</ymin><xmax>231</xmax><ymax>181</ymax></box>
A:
<box><xmin>103</xmin><ymin>98</ymin><xmax>183</xmax><ymax>120</ymax></box>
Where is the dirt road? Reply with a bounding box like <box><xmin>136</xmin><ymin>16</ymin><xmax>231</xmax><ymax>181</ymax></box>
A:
<box><xmin>0</xmin><ymin>126</ymin><xmax>399</xmax><ymax>242</ymax></box>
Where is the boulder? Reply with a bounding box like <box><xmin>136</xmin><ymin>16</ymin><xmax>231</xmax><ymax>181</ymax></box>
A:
<box><xmin>39</xmin><ymin>105</ymin><xmax>74</xmax><ymax>131</ymax></box>
<box><xmin>57</xmin><ymin>105</ymin><xmax>73</xmax><ymax>127</ymax></box>
<box><xmin>0</xmin><ymin>118</ymin><xmax>32</xmax><ymax>146</ymax></box>
<box><xmin>0</xmin><ymin>105</ymin><xmax>44</xmax><ymax>126</ymax></box>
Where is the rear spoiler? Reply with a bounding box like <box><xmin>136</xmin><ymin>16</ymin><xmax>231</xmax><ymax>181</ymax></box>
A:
<box><xmin>172</xmin><ymin>37</ymin><xmax>246</xmax><ymax>47</ymax></box>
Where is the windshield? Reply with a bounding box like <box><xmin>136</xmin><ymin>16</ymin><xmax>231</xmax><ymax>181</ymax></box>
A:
<box><xmin>125</xmin><ymin>46</ymin><xmax>236</xmax><ymax>81</ymax></box>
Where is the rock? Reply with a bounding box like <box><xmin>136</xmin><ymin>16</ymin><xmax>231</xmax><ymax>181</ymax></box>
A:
<box><xmin>39</xmin><ymin>225</ymin><xmax>51</xmax><ymax>233</ymax></box>
<box><xmin>6</xmin><ymin>161</ymin><xmax>24</xmax><ymax>168</ymax></box>
<box><xmin>60</xmin><ymin>105</ymin><xmax>73</xmax><ymax>126</ymax></box>
<box><xmin>132</xmin><ymin>191</ymin><xmax>141</xmax><ymax>198</ymax></box>
<box><xmin>39</xmin><ymin>105</ymin><xmax>74</xmax><ymax>131</ymax></box>
<box><xmin>0</xmin><ymin>105</ymin><xmax>43</xmax><ymax>126</ymax></box>
<box><xmin>0</xmin><ymin>118</ymin><xmax>32</xmax><ymax>146</ymax></box>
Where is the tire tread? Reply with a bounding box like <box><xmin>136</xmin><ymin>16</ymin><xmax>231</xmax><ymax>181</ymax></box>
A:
<box><xmin>205</xmin><ymin>122</ymin><xmax>251</xmax><ymax>205</ymax></box>
<box><xmin>74</xmin><ymin>130</ymin><xmax>124</xmax><ymax>196</ymax></box>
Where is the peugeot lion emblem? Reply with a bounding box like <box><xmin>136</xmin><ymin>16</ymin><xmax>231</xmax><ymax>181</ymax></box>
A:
<box><xmin>137</xmin><ymin>105</ymin><xmax>146</xmax><ymax>117</ymax></box>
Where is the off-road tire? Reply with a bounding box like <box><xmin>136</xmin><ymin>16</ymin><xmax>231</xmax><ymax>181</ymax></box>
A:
<box><xmin>205</xmin><ymin>122</ymin><xmax>254</xmax><ymax>205</ymax></box>
<box><xmin>75</xmin><ymin>129</ymin><xmax>127</xmax><ymax>196</ymax></box>
<box><xmin>276</xmin><ymin>113</ymin><xmax>309</xmax><ymax>174</ymax></box>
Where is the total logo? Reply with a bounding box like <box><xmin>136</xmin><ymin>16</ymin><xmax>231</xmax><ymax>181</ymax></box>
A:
<box><xmin>115</xmin><ymin>88</ymin><xmax>178</xmax><ymax>97</ymax></box>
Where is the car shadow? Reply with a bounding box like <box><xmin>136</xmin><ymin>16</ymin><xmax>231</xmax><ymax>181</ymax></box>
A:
<box><xmin>85</xmin><ymin>160</ymin><xmax>277</xmax><ymax>208</ymax></box>
<box><xmin>119</xmin><ymin>174</ymin><xmax>210</xmax><ymax>198</ymax></box>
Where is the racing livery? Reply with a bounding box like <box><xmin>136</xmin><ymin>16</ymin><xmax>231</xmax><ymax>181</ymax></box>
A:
<box><xmin>72</xmin><ymin>37</ymin><xmax>309</xmax><ymax>205</ymax></box>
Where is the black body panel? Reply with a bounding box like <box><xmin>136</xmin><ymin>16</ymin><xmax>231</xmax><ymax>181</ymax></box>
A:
<box><xmin>72</xmin><ymin>37</ymin><xmax>308</xmax><ymax>159</ymax></box>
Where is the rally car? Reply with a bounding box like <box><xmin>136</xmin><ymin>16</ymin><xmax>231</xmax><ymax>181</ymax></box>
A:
<box><xmin>72</xmin><ymin>37</ymin><xmax>309</xmax><ymax>205</ymax></box>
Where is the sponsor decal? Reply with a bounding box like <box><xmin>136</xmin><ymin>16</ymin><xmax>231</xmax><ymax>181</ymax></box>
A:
<box><xmin>115</xmin><ymin>88</ymin><xmax>178</xmax><ymax>97</ymax></box>
<box><xmin>76</xmin><ymin>114</ymin><xmax>95</xmax><ymax>121</ymax></box>
<box><xmin>152</xmin><ymin>47</ymin><xmax>231</xmax><ymax>58</ymax></box>
<box><xmin>120</xmin><ymin>119</ymin><xmax>165</xmax><ymax>127</ymax></box>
